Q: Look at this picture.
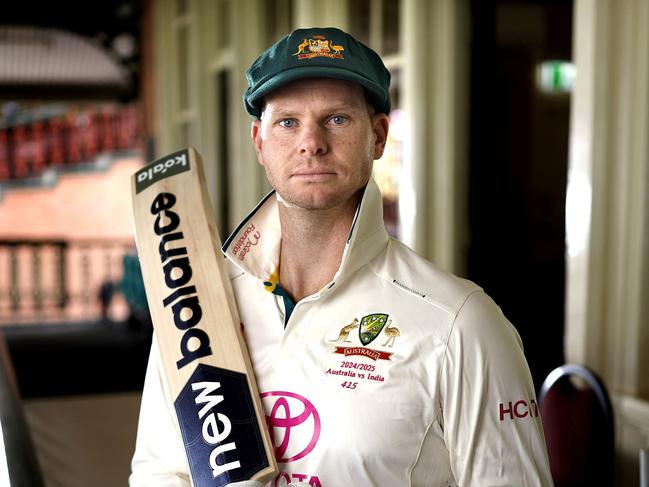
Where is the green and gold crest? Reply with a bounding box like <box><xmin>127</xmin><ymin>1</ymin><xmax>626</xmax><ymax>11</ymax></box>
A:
<box><xmin>359</xmin><ymin>313</ymin><xmax>389</xmax><ymax>345</ymax></box>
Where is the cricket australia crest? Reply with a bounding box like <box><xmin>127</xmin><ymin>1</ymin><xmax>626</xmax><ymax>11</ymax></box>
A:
<box><xmin>293</xmin><ymin>34</ymin><xmax>345</xmax><ymax>60</ymax></box>
<box><xmin>329</xmin><ymin>313</ymin><xmax>400</xmax><ymax>361</ymax></box>
<box><xmin>359</xmin><ymin>313</ymin><xmax>389</xmax><ymax>346</ymax></box>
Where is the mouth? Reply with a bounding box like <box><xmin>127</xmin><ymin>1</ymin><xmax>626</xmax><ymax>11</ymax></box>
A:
<box><xmin>291</xmin><ymin>171</ymin><xmax>337</xmax><ymax>182</ymax></box>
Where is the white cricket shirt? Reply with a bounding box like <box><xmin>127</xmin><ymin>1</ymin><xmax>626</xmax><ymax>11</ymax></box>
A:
<box><xmin>130</xmin><ymin>178</ymin><xmax>553</xmax><ymax>487</ymax></box>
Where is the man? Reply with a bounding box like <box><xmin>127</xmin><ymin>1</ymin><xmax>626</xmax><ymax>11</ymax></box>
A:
<box><xmin>130</xmin><ymin>27</ymin><xmax>552</xmax><ymax>487</ymax></box>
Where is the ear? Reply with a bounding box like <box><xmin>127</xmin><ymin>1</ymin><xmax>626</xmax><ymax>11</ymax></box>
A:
<box><xmin>371</xmin><ymin>113</ymin><xmax>390</xmax><ymax>160</ymax></box>
<box><xmin>251</xmin><ymin>120</ymin><xmax>264</xmax><ymax>165</ymax></box>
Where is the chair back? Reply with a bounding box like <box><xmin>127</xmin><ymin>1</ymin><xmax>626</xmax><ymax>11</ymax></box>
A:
<box><xmin>538</xmin><ymin>364</ymin><xmax>615</xmax><ymax>487</ymax></box>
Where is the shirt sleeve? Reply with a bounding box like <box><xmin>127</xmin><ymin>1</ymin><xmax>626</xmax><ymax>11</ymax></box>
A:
<box><xmin>440</xmin><ymin>290</ymin><xmax>554</xmax><ymax>487</ymax></box>
<box><xmin>129</xmin><ymin>334</ymin><xmax>192</xmax><ymax>487</ymax></box>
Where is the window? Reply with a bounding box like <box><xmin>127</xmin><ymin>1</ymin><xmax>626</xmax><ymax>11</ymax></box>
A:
<box><xmin>349</xmin><ymin>0</ymin><xmax>403</xmax><ymax>236</ymax></box>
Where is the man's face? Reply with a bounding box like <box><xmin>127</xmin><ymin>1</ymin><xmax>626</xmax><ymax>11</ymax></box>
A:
<box><xmin>251</xmin><ymin>78</ymin><xmax>389</xmax><ymax>211</ymax></box>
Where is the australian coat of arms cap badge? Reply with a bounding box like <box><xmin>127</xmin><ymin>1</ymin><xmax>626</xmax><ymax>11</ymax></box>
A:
<box><xmin>293</xmin><ymin>34</ymin><xmax>345</xmax><ymax>60</ymax></box>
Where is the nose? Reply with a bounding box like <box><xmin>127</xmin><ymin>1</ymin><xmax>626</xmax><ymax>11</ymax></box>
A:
<box><xmin>298</xmin><ymin>123</ymin><xmax>327</xmax><ymax>157</ymax></box>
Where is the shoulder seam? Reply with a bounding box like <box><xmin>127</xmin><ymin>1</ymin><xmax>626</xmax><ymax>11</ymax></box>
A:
<box><xmin>368</xmin><ymin>254</ymin><xmax>479</xmax><ymax>316</ymax></box>
<box><xmin>437</xmin><ymin>289</ymin><xmax>483</xmax><ymax>417</ymax></box>
<box><xmin>444</xmin><ymin>288</ymin><xmax>483</xmax><ymax>347</ymax></box>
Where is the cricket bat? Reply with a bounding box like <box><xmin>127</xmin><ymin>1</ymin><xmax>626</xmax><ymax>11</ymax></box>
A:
<box><xmin>131</xmin><ymin>148</ymin><xmax>278</xmax><ymax>486</ymax></box>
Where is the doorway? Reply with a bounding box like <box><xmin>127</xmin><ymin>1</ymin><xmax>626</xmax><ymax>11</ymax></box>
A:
<box><xmin>468</xmin><ymin>0</ymin><xmax>573</xmax><ymax>388</ymax></box>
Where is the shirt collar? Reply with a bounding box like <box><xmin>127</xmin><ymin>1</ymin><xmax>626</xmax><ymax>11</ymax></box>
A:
<box><xmin>222</xmin><ymin>177</ymin><xmax>389</xmax><ymax>294</ymax></box>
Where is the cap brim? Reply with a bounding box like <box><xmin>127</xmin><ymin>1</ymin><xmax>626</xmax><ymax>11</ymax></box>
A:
<box><xmin>245</xmin><ymin>66</ymin><xmax>389</xmax><ymax>118</ymax></box>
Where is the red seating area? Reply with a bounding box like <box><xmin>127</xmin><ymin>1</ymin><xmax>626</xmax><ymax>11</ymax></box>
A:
<box><xmin>0</xmin><ymin>104</ymin><xmax>140</xmax><ymax>181</ymax></box>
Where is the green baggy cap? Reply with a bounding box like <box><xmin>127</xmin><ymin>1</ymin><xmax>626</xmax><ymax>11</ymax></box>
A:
<box><xmin>244</xmin><ymin>27</ymin><xmax>391</xmax><ymax>118</ymax></box>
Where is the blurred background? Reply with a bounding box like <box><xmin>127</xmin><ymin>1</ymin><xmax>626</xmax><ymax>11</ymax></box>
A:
<box><xmin>0</xmin><ymin>0</ymin><xmax>647</xmax><ymax>486</ymax></box>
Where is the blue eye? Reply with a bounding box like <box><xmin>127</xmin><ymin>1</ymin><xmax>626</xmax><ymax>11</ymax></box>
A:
<box><xmin>279</xmin><ymin>119</ymin><xmax>295</xmax><ymax>128</ymax></box>
<box><xmin>331</xmin><ymin>115</ymin><xmax>347</xmax><ymax>125</ymax></box>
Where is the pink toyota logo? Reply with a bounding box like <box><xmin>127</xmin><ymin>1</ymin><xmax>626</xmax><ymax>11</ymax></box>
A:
<box><xmin>261</xmin><ymin>391</ymin><xmax>321</xmax><ymax>463</ymax></box>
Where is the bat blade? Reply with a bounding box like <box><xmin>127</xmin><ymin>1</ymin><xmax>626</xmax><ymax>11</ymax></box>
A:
<box><xmin>131</xmin><ymin>148</ymin><xmax>277</xmax><ymax>486</ymax></box>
